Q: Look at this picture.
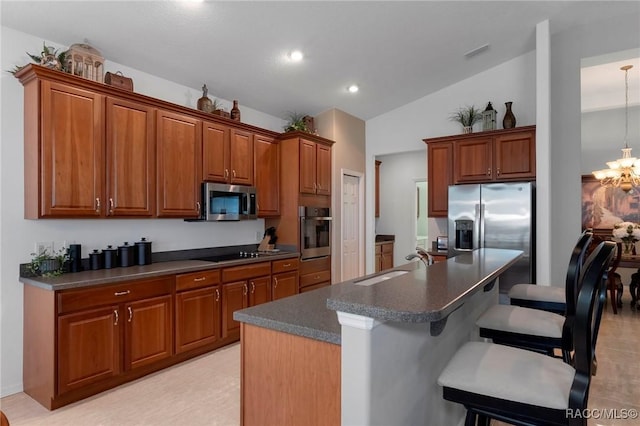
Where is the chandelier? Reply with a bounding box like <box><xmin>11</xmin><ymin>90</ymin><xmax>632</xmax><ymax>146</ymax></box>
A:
<box><xmin>592</xmin><ymin>64</ymin><xmax>640</xmax><ymax>193</ymax></box>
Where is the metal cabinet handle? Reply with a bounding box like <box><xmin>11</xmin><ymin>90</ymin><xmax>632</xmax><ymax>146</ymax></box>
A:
<box><xmin>496</xmin><ymin>168</ymin><xmax>501</xmax><ymax>176</ymax></box>
<box><xmin>215</xmin><ymin>288</ymin><xmax>220</xmax><ymax>302</ymax></box>
<box><xmin>232</xmin><ymin>170</ymin><xmax>237</xmax><ymax>178</ymax></box>
<box><xmin>194</xmin><ymin>276</ymin><xmax>206</xmax><ymax>282</ymax></box>
<box><xmin>313</xmin><ymin>183</ymin><xmax>317</xmax><ymax>191</ymax></box>
<box><xmin>315</xmin><ymin>275</ymin><xmax>321</xmax><ymax>280</ymax></box>
<box><xmin>243</xmin><ymin>283</ymin><xmax>247</xmax><ymax>296</ymax></box>
<box><xmin>251</xmin><ymin>281</ymin><xmax>255</xmax><ymax>293</ymax></box>
<box><xmin>96</xmin><ymin>197</ymin><xmax>101</xmax><ymax>213</ymax></box>
<box><xmin>487</xmin><ymin>168</ymin><xmax>491</xmax><ymax>176</ymax></box>
<box><xmin>283</xmin><ymin>263</ymin><xmax>291</xmax><ymax>267</ymax></box>
<box><xmin>196</xmin><ymin>201</ymin><xmax>201</xmax><ymax>212</ymax></box>
<box><xmin>274</xmin><ymin>277</ymin><xmax>278</xmax><ymax>289</ymax></box>
<box><xmin>109</xmin><ymin>198</ymin><xmax>114</xmax><ymax>215</ymax></box>
<box><xmin>128</xmin><ymin>306</ymin><xmax>133</xmax><ymax>322</ymax></box>
<box><xmin>114</xmin><ymin>290</ymin><xmax>130</xmax><ymax>296</ymax></box>
<box><xmin>225</xmin><ymin>169</ymin><xmax>229</xmax><ymax>179</ymax></box>
<box><xmin>114</xmin><ymin>309</ymin><xmax>119</xmax><ymax>325</ymax></box>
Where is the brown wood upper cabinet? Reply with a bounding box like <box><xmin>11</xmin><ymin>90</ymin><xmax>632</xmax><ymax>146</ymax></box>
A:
<box><xmin>156</xmin><ymin>110</ymin><xmax>202</xmax><ymax>218</ymax></box>
<box><xmin>423</xmin><ymin>126</ymin><xmax>535</xmax><ymax>217</ymax></box>
<box><xmin>202</xmin><ymin>121</ymin><xmax>254</xmax><ymax>186</ymax></box>
<box><xmin>28</xmin><ymin>80</ymin><xmax>105</xmax><ymax>218</ymax></box>
<box><xmin>425</xmin><ymin>141</ymin><xmax>453</xmax><ymax>217</ymax></box>
<box><xmin>106</xmin><ymin>97</ymin><xmax>156</xmax><ymax>217</ymax></box>
<box><xmin>300</xmin><ymin>139</ymin><xmax>331</xmax><ymax>195</ymax></box>
<box><xmin>16</xmin><ymin>65</ymin><xmax>280</xmax><ymax>220</ymax></box>
<box><xmin>253</xmin><ymin>135</ymin><xmax>280</xmax><ymax>217</ymax></box>
<box><xmin>453</xmin><ymin>127</ymin><xmax>536</xmax><ymax>183</ymax></box>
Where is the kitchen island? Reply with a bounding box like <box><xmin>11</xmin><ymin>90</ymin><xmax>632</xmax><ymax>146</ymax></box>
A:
<box><xmin>234</xmin><ymin>248</ymin><xmax>522</xmax><ymax>426</ymax></box>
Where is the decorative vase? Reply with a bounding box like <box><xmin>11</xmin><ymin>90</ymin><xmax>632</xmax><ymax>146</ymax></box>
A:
<box><xmin>503</xmin><ymin>101</ymin><xmax>516</xmax><ymax>129</ymax></box>
<box><xmin>230</xmin><ymin>100</ymin><xmax>241</xmax><ymax>121</ymax></box>
<box><xmin>197</xmin><ymin>85</ymin><xmax>214</xmax><ymax>113</ymax></box>
<box><xmin>462</xmin><ymin>126</ymin><xmax>473</xmax><ymax>134</ymax></box>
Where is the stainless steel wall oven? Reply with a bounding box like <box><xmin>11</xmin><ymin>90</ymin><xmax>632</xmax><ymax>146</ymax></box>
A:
<box><xmin>299</xmin><ymin>206</ymin><xmax>331</xmax><ymax>260</ymax></box>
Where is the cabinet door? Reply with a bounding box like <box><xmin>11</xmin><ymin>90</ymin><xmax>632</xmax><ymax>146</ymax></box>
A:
<box><xmin>254</xmin><ymin>135</ymin><xmax>280</xmax><ymax>217</ymax></box>
<box><xmin>380</xmin><ymin>242</ymin><xmax>394</xmax><ymax>271</ymax></box>
<box><xmin>202</xmin><ymin>120</ymin><xmax>230</xmax><ymax>183</ymax></box>
<box><xmin>494</xmin><ymin>130</ymin><xmax>536</xmax><ymax>180</ymax></box>
<box><xmin>156</xmin><ymin>110</ymin><xmax>202</xmax><ymax>217</ymax></box>
<box><xmin>229</xmin><ymin>129</ymin><xmax>254</xmax><ymax>185</ymax></box>
<box><xmin>375</xmin><ymin>244</ymin><xmax>382</xmax><ymax>273</ymax></box>
<box><xmin>248</xmin><ymin>276</ymin><xmax>272</xmax><ymax>307</ymax></box>
<box><xmin>106</xmin><ymin>97</ymin><xmax>155</xmax><ymax>217</ymax></box>
<box><xmin>58</xmin><ymin>306</ymin><xmax>121</xmax><ymax>394</ymax></box>
<box><xmin>299</xmin><ymin>139</ymin><xmax>317</xmax><ymax>194</ymax></box>
<box><xmin>222</xmin><ymin>281</ymin><xmax>248</xmax><ymax>340</ymax></box>
<box><xmin>175</xmin><ymin>286</ymin><xmax>221</xmax><ymax>354</ymax></box>
<box><xmin>427</xmin><ymin>142</ymin><xmax>452</xmax><ymax>217</ymax></box>
<box><xmin>272</xmin><ymin>271</ymin><xmax>298</xmax><ymax>300</ymax></box>
<box><xmin>125</xmin><ymin>294</ymin><xmax>173</xmax><ymax>371</ymax></box>
<box><xmin>316</xmin><ymin>144</ymin><xmax>332</xmax><ymax>195</ymax></box>
<box><xmin>453</xmin><ymin>138</ymin><xmax>493</xmax><ymax>183</ymax></box>
<box><xmin>41</xmin><ymin>80</ymin><xmax>104</xmax><ymax>217</ymax></box>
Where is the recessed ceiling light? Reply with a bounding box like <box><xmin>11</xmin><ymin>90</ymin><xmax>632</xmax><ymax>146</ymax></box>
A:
<box><xmin>289</xmin><ymin>50</ymin><xmax>304</xmax><ymax>62</ymax></box>
<box><xmin>347</xmin><ymin>85</ymin><xmax>359</xmax><ymax>93</ymax></box>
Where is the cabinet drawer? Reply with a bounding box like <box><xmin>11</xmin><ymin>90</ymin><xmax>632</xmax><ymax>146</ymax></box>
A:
<box><xmin>222</xmin><ymin>262</ymin><xmax>271</xmax><ymax>282</ymax></box>
<box><xmin>272</xmin><ymin>258</ymin><xmax>299</xmax><ymax>274</ymax></box>
<box><xmin>57</xmin><ymin>276</ymin><xmax>173</xmax><ymax>314</ymax></box>
<box><xmin>176</xmin><ymin>269</ymin><xmax>221</xmax><ymax>292</ymax></box>
<box><xmin>300</xmin><ymin>281</ymin><xmax>330</xmax><ymax>293</ymax></box>
<box><xmin>300</xmin><ymin>270</ymin><xmax>331</xmax><ymax>288</ymax></box>
<box><xmin>299</xmin><ymin>256</ymin><xmax>331</xmax><ymax>275</ymax></box>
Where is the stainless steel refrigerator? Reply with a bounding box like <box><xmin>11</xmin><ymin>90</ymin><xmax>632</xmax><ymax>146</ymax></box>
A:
<box><xmin>448</xmin><ymin>182</ymin><xmax>535</xmax><ymax>293</ymax></box>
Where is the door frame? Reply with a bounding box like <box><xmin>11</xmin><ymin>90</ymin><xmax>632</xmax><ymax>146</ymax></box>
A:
<box><xmin>340</xmin><ymin>168</ymin><xmax>365</xmax><ymax>281</ymax></box>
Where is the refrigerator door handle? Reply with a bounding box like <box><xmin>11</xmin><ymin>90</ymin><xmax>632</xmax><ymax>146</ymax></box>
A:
<box><xmin>479</xmin><ymin>203</ymin><xmax>485</xmax><ymax>248</ymax></box>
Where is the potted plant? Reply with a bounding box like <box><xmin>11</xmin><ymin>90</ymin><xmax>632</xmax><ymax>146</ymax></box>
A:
<box><xmin>283</xmin><ymin>112</ymin><xmax>310</xmax><ymax>133</ymax></box>
<box><xmin>9</xmin><ymin>42</ymin><xmax>68</xmax><ymax>75</ymax></box>
<box><xmin>28</xmin><ymin>246</ymin><xmax>69</xmax><ymax>277</ymax></box>
<box><xmin>449</xmin><ymin>105</ymin><xmax>483</xmax><ymax>133</ymax></box>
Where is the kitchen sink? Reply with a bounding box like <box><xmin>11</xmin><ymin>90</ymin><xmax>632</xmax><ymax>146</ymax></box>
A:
<box><xmin>353</xmin><ymin>270</ymin><xmax>408</xmax><ymax>286</ymax></box>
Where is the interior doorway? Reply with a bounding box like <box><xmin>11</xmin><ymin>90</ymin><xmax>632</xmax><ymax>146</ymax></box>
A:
<box><xmin>341</xmin><ymin>170</ymin><xmax>364</xmax><ymax>281</ymax></box>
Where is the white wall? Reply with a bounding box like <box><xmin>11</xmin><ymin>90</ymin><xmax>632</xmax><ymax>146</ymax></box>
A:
<box><xmin>366</xmin><ymin>52</ymin><xmax>537</xmax><ymax>273</ymax></box>
<box><xmin>375</xmin><ymin>152</ymin><xmax>426</xmax><ymax>266</ymax></box>
<box><xmin>0</xmin><ymin>26</ymin><xmax>286</xmax><ymax>396</ymax></box>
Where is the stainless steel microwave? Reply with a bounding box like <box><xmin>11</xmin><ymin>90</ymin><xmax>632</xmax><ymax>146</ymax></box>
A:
<box><xmin>200</xmin><ymin>182</ymin><xmax>257</xmax><ymax>221</ymax></box>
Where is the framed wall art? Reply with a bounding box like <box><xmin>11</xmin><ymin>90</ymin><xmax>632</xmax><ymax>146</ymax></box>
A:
<box><xmin>581</xmin><ymin>174</ymin><xmax>640</xmax><ymax>234</ymax></box>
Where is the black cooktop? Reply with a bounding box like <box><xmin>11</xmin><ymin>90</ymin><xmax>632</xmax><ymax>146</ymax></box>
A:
<box><xmin>196</xmin><ymin>252</ymin><xmax>261</xmax><ymax>262</ymax></box>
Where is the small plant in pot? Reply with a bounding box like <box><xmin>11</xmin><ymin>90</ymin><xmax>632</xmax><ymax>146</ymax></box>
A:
<box><xmin>449</xmin><ymin>105</ymin><xmax>483</xmax><ymax>133</ymax></box>
<box><xmin>283</xmin><ymin>112</ymin><xmax>310</xmax><ymax>133</ymax></box>
<box><xmin>28</xmin><ymin>246</ymin><xmax>69</xmax><ymax>277</ymax></box>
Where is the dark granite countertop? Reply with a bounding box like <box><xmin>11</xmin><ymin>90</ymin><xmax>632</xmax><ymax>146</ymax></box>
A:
<box><xmin>234</xmin><ymin>248</ymin><xmax>522</xmax><ymax>344</ymax></box>
<box><xmin>19</xmin><ymin>252</ymin><xmax>299</xmax><ymax>291</ymax></box>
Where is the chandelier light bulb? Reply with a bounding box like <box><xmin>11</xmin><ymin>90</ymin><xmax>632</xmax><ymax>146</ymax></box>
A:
<box><xmin>348</xmin><ymin>84</ymin><xmax>359</xmax><ymax>93</ymax></box>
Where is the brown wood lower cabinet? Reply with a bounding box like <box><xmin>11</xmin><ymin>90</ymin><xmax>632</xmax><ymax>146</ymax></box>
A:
<box><xmin>299</xmin><ymin>256</ymin><xmax>331</xmax><ymax>291</ymax></box>
<box><xmin>375</xmin><ymin>242</ymin><xmax>394</xmax><ymax>272</ymax></box>
<box><xmin>175</xmin><ymin>269</ymin><xmax>222</xmax><ymax>354</ymax></box>
<box><xmin>57</xmin><ymin>305</ymin><xmax>121</xmax><ymax>394</ymax></box>
<box><xmin>24</xmin><ymin>256</ymin><xmax>303</xmax><ymax>410</ymax></box>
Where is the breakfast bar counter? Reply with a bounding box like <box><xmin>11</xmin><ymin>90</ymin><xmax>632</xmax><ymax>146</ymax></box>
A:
<box><xmin>234</xmin><ymin>248</ymin><xmax>522</xmax><ymax>426</ymax></box>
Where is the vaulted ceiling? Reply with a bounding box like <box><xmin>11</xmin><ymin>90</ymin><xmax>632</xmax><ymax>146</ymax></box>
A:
<box><xmin>2</xmin><ymin>1</ymin><xmax>639</xmax><ymax>120</ymax></box>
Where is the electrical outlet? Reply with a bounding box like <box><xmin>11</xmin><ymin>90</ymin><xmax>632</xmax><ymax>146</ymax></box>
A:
<box><xmin>35</xmin><ymin>241</ymin><xmax>54</xmax><ymax>255</ymax></box>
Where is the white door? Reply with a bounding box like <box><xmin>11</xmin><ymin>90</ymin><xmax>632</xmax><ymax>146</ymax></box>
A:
<box><xmin>342</xmin><ymin>174</ymin><xmax>361</xmax><ymax>281</ymax></box>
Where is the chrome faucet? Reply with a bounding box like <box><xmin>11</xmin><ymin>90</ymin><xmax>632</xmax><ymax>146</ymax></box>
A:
<box><xmin>405</xmin><ymin>247</ymin><xmax>434</xmax><ymax>267</ymax></box>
